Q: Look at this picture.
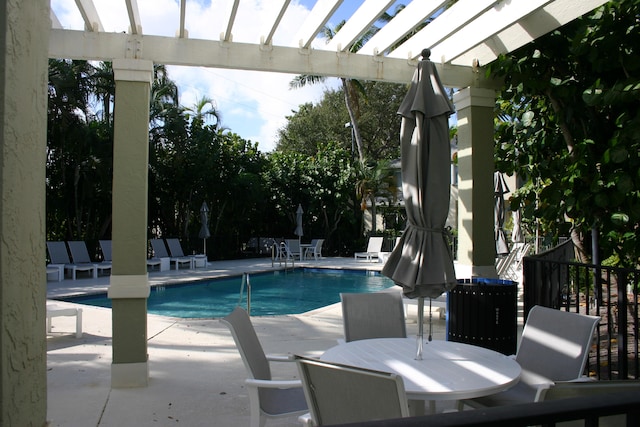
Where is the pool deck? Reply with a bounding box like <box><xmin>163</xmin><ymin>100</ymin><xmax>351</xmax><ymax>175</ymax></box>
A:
<box><xmin>46</xmin><ymin>257</ymin><xmax>522</xmax><ymax>426</ymax></box>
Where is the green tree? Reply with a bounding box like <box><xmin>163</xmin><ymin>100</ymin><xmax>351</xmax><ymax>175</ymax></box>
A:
<box><xmin>355</xmin><ymin>159</ymin><xmax>397</xmax><ymax>235</ymax></box>
<box><xmin>289</xmin><ymin>18</ymin><xmax>380</xmax><ymax>162</ymax></box>
<box><xmin>490</xmin><ymin>0</ymin><xmax>640</xmax><ymax>266</ymax></box>
<box><xmin>47</xmin><ymin>59</ymin><xmax>113</xmax><ymax>246</ymax></box>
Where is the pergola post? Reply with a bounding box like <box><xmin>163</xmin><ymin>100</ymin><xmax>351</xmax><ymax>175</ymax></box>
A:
<box><xmin>454</xmin><ymin>87</ymin><xmax>498</xmax><ymax>278</ymax></box>
<box><xmin>0</xmin><ymin>1</ymin><xmax>49</xmax><ymax>424</ymax></box>
<box><xmin>108</xmin><ymin>59</ymin><xmax>153</xmax><ymax>387</ymax></box>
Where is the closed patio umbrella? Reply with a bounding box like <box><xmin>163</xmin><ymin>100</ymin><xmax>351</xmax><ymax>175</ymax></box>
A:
<box><xmin>494</xmin><ymin>172</ymin><xmax>510</xmax><ymax>256</ymax></box>
<box><xmin>199</xmin><ymin>201</ymin><xmax>210</xmax><ymax>255</ymax></box>
<box><xmin>294</xmin><ymin>204</ymin><xmax>304</xmax><ymax>243</ymax></box>
<box><xmin>382</xmin><ymin>49</ymin><xmax>457</xmax><ymax>359</ymax></box>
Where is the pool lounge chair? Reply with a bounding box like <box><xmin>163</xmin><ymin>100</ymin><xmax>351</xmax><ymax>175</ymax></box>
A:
<box><xmin>221</xmin><ymin>307</ymin><xmax>308</xmax><ymax>427</ymax></box>
<box><xmin>165</xmin><ymin>238</ymin><xmax>205</xmax><ymax>267</ymax></box>
<box><xmin>101</xmin><ymin>239</ymin><xmax>164</xmax><ymax>271</ymax></box>
<box><xmin>68</xmin><ymin>241</ymin><xmax>111</xmax><ymax>276</ymax></box>
<box><xmin>354</xmin><ymin>236</ymin><xmax>384</xmax><ymax>262</ymax></box>
<box><xmin>150</xmin><ymin>238</ymin><xmax>192</xmax><ymax>270</ymax></box>
<box><xmin>46</xmin><ymin>241</ymin><xmax>97</xmax><ymax>280</ymax></box>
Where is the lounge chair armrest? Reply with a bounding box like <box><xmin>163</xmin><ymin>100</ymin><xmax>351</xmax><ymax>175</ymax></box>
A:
<box><xmin>266</xmin><ymin>353</ymin><xmax>295</xmax><ymax>362</ymax></box>
<box><xmin>245</xmin><ymin>378</ymin><xmax>301</xmax><ymax>389</ymax></box>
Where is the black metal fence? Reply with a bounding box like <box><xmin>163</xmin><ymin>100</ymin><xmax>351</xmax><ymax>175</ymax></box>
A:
<box><xmin>522</xmin><ymin>240</ymin><xmax>639</xmax><ymax>380</ymax></box>
<box><xmin>329</xmin><ymin>391</ymin><xmax>640</xmax><ymax>426</ymax></box>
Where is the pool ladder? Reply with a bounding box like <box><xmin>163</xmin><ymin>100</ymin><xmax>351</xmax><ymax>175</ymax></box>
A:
<box><xmin>238</xmin><ymin>272</ymin><xmax>252</xmax><ymax>315</ymax></box>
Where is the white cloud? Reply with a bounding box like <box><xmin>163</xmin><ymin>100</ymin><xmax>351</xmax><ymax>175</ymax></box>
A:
<box><xmin>50</xmin><ymin>0</ymin><xmax>338</xmax><ymax>152</ymax></box>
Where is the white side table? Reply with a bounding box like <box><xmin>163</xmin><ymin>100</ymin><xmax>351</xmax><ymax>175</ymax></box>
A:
<box><xmin>193</xmin><ymin>255</ymin><xmax>207</xmax><ymax>268</ymax></box>
<box><xmin>47</xmin><ymin>264</ymin><xmax>64</xmax><ymax>282</ymax></box>
<box><xmin>159</xmin><ymin>257</ymin><xmax>170</xmax><ymax>272</ymax></box>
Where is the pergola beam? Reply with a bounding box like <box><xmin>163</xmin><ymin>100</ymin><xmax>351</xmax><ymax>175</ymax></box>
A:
<box><xmin>124</xmin><ymin>0</ymin><xmax>142</xmax><ymax>35</ymax></box>
<box><xmin>75</xmin><ymin>0</ymin><xmax>104</xmax><ymax>32</ymax></box>
<box><xmin>325</xmin><ymin>0</ymin><xmax>395</xmax><ymax>52</ymax></box>
<box><xmin>49</xmin><ymin>28</ymin><xmax>482</xmax><ymax>88</ymax></box>
<box><xmin>358</xmin><ymin>0</ymin><xmax>448</xmax><ymax>56</ymax></box>
<box><xmin>262</xmin><ymin>0</ymin><xmax>291</xmax><ymax>46</ymax></box>
<box><xmin>294</xmin><ymin>0</ymin><xmax>343</xmax><ymax>49</ymax></box>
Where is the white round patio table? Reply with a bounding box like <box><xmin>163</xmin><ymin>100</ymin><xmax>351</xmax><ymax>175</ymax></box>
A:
<box><xmin>320</xmin><ymin>338</ymin><xmax>521</xmax><ymax>403</ymax></box>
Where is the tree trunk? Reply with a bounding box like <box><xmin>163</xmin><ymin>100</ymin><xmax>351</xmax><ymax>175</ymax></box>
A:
<box><xmin>341</xmin><ymin>78</ymin><xmax>365</xmax><ymax>162</ymax></box>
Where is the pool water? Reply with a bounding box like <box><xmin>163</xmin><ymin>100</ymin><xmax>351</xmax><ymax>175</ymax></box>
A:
<box><xmin>61</xmin><ymin>268</ymin><xmax>394</xmax><ymax>318</ymax></box>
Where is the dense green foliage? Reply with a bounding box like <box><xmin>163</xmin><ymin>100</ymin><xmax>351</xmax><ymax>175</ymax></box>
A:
<box><xmin>491</xmin><ymin>0</ymin><xmax>640</xmax><ymax>266</ymax></box>
<box><xmin>46</xmin><ymin>60</ymin><xmax>384</xmax><ymax>258</ymax></box>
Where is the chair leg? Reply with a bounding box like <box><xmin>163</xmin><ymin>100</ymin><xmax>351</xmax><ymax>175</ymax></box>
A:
<box><xmin>75</xmin><ymin>308</ymin><xmax>83</xmax><ymax>338</ymax></box>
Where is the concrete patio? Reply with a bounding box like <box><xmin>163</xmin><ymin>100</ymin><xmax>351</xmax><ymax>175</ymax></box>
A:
<box><xmin>46</xmin><ymin>257</ymin><xmax>516</xmax><ymax>426</ymax></box>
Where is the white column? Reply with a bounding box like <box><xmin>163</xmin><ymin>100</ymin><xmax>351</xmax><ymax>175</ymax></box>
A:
<box><xmin>109</xmin><ymin>59</ymin><xmax>153</xmax><ymax>387</ymax></box>
<box><xmin>453</xmin><ymin>87</ymin><xmax>497</xmax><ymax>278</ymax></box>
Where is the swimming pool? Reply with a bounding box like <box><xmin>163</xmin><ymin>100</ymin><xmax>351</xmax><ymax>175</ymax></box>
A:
<box><xmin>60</xmin><ymin>268</ymin><xmax>395</xmax><ymax>318</ymax></box>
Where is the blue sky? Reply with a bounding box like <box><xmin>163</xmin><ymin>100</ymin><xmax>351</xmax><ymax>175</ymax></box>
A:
<box><xmin>50</xmin><ymin>0</ymin><xmax>408</xmax><ymax>152</ymax></box>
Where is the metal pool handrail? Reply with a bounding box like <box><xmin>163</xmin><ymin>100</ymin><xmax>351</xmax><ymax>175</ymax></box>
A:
<box><xmin>238</xmin><ymin>272</ymin><xmax>252</xmax><ymax>314</ymax></box>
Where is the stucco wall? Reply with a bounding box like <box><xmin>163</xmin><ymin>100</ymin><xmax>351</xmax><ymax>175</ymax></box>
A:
<box><xmin>1</xmin><ymin>0</ymin><xmax>49</xmax><ymax>425</ymax></box>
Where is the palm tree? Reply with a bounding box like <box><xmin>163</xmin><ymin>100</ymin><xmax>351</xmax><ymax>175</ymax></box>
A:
<box><xmin>355</xmin><ymin>159</ymin><xmax>397</xmax><ymax>234</ymax></box>
<box><xmin>290</xmin><ymin>20</ymin><xmax>380</xmax><ymax>163</ymax></box>
<box><xmin>184</xmin><ymin>95</ymin><xmax>221</xmax><ymax>129</ymax></box>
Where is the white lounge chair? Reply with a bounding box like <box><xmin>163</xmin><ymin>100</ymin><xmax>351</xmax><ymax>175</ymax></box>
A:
<box><xmin>340</xmin><ymin>292</ymin><xmax>407</xmax><ymax>342</ymax></box>
<box><xmin>466</xmin><ymin>305</ymin><xmax>600</xmax><ymax>407</ymax></box>
<box><xmin>296</xmin><ymin>355</ymin><xmax>409</xmax><ymax>426</ymax></box>
<box><xmin>150</xmin><ymin>238</ymin><xmax>192</xmax><ymax>270</ymax></box>
<box><xmin>221</xmin><ymin>307</ymin><xmax>307</xmax><ymax>427</ymax></box>
<box><xmin>354</xmin><ymin>236</ymin><xmax>384</xmax><ymax>262</ymax></box>
<box><xmin>46</xmin><ymin>241</ymin><xmax>97</xmax><ymax>280</ymax></box>
<box><xmin>68</xmin><ymin>241</ymin><xmax>111</xmax><ymax>276</ymax></box>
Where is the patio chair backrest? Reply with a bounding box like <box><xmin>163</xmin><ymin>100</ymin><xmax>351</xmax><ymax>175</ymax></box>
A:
<box><xmin>67</xmin><ymin>241</ymin><xmax>93</xmax><ymax>264</ymax></box>
<box><xmin>150</xmin><ymin>239</ymin><xmax>169</xmax><ymax>258</ymax></box>
<box><xmin>166</xmin><ymin>238</ymin><xmax>188</xmax><ymax>257</ymax></box>
<box><xmin>517</xmin><ymin>305</ymin><xmax>600</xmax><ymax>381</ymax></box>
<box><xmin>220</xmin><ymin>307</ymin><xmax>271</xmax><ymax>381</ymax></box>
<box><xmin>47</xmin><ymin>241</ymin><xmax>71</xmax><ymax>264</ymax></box>
<box><xmin>366</xmin><ymin>236</ymin><xmax>384</xmax><ymax>252</ymax></box>
<box><xmin>99</xmin><ymin>240</ymin><xmax>112</xmax><ymax>262</ymax></box>
<box><xmin>296</xmin><ymin>355</ymin><xmax>409</xmax><ymax>425</ymax></box>
<box><xmin>341</xmin><ymin>292</ymin><xmax>407</xmax><ymax>342</ymax></box>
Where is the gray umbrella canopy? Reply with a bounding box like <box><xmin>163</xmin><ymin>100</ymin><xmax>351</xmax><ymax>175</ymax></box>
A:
<box><xmin>382</xmin><ymin>53</ymin><xmax>457</xmax><ymax>300</ymax></box>
<box><xmin>199</xmin><ymin>202</ymin><xmax>211</xmax><ymax>254</ymax></box>
<box><xmin>294</xmin><ymin>204</ymin><xmax>304</xmax><ymax>239</ymax></box>
<box><xmin>494</xmin><ymin>172</ymin><xmax>510</xmax><ymax>256</ymax></box>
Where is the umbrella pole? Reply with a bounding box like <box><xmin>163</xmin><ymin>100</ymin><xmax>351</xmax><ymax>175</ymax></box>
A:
<box><xmin>416</xmin><ymin>296</ymin><xmax>424</xmax><ymax>360</ymax></box>
<box><xmin>428</xmin><ymin>298</ymin><xmax>433</xmax><ymax>342</ymax></box>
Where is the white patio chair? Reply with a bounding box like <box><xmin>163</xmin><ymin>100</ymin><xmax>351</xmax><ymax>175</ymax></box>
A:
<box><xmin>354</xmin><ymin>236</ymin><xmax>384</xmax><ymax>261</ymax></box>
<box><xmin>283</xmin><ymin>239</ymin><xmax>302</xmax><ymax>260</ymax></box>
<box><xmin>295</xmin><ymin>355</ymin><xmax>409</xmax><ymax>427</ymax></box>
<box><xmin>466</xmin><ymin>305</ymin><xmax>600</xmax><ymax>408</ymax></box>
<box><xmin>340</xmin><ymin>292</ymin><xmax>407</xmax><ymax>342</ymax></box>
<box><xmin>303</xmin><ymin>239</ymin><xmax>324</xmax><ymax>260</ymax></box>
<box><xmin>220</xmin><ymin>307</ymin><xmax>307</xmax><ymax>427</ymax></box>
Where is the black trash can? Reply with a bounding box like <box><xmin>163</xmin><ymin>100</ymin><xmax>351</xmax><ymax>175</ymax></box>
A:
<box><xmin>447</xmin><ymin>278</ymin><xmax>517</xmax><ymax>355</ymax></box>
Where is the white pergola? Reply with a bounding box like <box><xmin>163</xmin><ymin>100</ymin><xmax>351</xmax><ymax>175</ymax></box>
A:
<box><xmin>1</xmin><ymin>2</ymin><xmax>611</xmax><ymax>417</ymax></box>
<box><xmin>48</xmin><ymin>0</ymin><xmax>608</xmax><ymax>387</ymax></box>
<box><xmin>50</xmin><ymin>0</ymin><xmax>608</xmax><ymax>87</ymax></box>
